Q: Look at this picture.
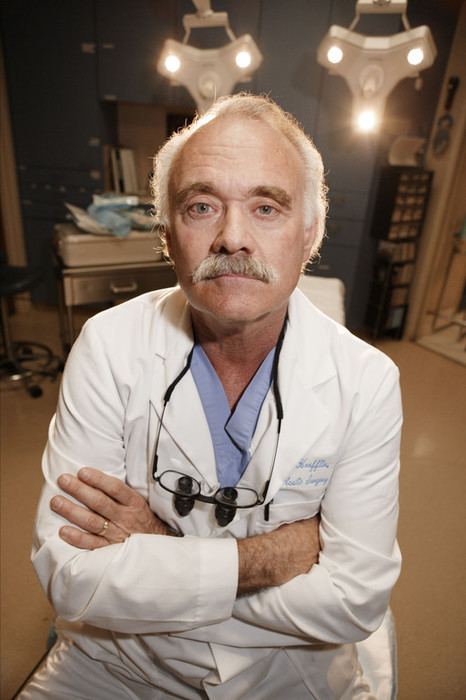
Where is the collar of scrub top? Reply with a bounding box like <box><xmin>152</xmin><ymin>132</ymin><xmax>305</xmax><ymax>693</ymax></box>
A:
<box><xmin>190</xmin><ymin>342</ymin><xmax>276</xmax><ymax>488</ymax></box>
<box><xmin>152</xmin><ymin>319</ymin><xmax>286</xmax><ymax>522</ymax></box>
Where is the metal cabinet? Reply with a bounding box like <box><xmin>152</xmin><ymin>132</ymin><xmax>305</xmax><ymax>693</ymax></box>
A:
<box><xmin>57</xmin><ymin>260</ymin><xmax>177</xmax><ymax>352</ymax></box>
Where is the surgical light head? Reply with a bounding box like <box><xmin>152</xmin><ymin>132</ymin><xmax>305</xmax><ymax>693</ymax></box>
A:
<box><xmin>157</xmin><ymin>1</ymin><xmax>262</xmax><ymax>114</ymax></box>
<box><xmin>317</xmin><ymin>0</ymin><xmax>436</xmax><ymax>132</ymax></box>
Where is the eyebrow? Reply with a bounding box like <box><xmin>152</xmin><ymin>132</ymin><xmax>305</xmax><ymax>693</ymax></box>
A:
<box><xmin>248</xmin><ymin>186</ymin><xmax>292</xmax><ymax>209</ymax></box>
<box><xmin>173</xmin><ymin>182</ymin><xmax>216</xmax><ymax>209</ymax></box>
<box><xmin>173</xmin><ymin>182</ymin><xmax>293</xmax><ymax>210</ymax></box>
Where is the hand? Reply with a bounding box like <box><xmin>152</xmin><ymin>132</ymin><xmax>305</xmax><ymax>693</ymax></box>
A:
<box><xmin>50</xmin><ymin>467</ymin><xmax>171</xmax><ymax>550</ymax></box>
<box><xmin>237</xmin><ymin>515</ymin><xmax>320</xmax><ymax>596</ymax></box>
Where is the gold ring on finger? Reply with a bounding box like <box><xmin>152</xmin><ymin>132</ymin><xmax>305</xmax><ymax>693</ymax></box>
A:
<box><xmin>97</xmin><ymin>519</ymin><xmax>109</xmax><ymax>536</ymax></box>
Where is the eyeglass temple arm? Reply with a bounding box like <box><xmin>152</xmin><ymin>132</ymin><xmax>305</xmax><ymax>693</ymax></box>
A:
<box><xmin>152</xmin><ymin>348</ymin><xmax>195</xmax><ymax>478</ymax></box>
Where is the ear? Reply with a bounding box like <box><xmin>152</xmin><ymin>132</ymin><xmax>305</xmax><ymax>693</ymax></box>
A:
<box><xmin>302</xmin><ymin>221</ymin><xmax>317</xmax><ymax>263</ymax></box>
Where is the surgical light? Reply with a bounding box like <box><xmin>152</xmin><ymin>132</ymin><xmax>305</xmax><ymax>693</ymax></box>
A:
<box><xmin>327</xmin><ymin>45</ymin><xmax>344</xmax><ymax>64</ymax></box>
<box><xmin>235</xmin><ymin>50</ymin><xmax>252</xmax><ymax>69</ymax></box>
<box><xmin>357</xmin><ymin>108</ymin><xmax>379</xmax><ymax>132</ymax></box>
<box><xmin>407</xmin><ymin>47</ymin><xmax>424</xmax><ymax>65</ymax></box>
<box><xmin>317</xmin><ymin>0</ymin><xmax>436</xmax><ymax>132</ymax></box>
<box><xmin>157</xmin><ymin>0</ymin><xmax>262</xmax><ymax>114</ymax></box>
<box><xmin>164</xmin><ymin>54</ymin><xmax>181</xmax><ymax>74</ymax></box>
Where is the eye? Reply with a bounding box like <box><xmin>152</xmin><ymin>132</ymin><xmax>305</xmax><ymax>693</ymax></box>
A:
<box><xmin>189</xmin><ymin>202</ymin><xmax>213</xmax><ymax>216</ymax></box>
<box><xmin>256</xmin><ymin>204</ymin><xmax>277</xmax><ymax>216</ymax></box>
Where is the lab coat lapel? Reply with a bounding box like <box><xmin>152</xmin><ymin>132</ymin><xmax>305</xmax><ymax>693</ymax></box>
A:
<box><xmin>245</xmin><ymin>290</ymin><xmax>336</xmax><ymax>500</ymax></box>
<box><xmin>149</xmin><ymin>290</ymin><xmax>217</xmax><ymax>488</ymax></box>
<box><xmin>162</xmin><ymin>377</ymin><xmax>218</xmax><ymax>488</ymax></box>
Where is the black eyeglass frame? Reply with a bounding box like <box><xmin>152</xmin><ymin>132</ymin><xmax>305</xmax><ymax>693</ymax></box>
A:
<box><xmin>156</xmin><ymin>469</ymin><xmax>265</xmax><ymax>508</ymax></box>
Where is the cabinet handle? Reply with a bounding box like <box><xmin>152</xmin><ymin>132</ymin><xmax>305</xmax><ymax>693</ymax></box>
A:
<box><xmin>110</xmin><ymin>281</ymin><xmax>137</xmax><ymax>294</ymax></box>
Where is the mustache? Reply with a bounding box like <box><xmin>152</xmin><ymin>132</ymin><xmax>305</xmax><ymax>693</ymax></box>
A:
<box><xmin>191</xmin><ymin>254</ymin><xmax>278</xmax><ymax>284</ymax></box>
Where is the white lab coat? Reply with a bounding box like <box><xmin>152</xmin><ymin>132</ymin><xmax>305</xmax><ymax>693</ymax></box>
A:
<box><xmin>32</xmin><ymin>286</ymin><xmax>402</xmax><ymax>699</ymax></box>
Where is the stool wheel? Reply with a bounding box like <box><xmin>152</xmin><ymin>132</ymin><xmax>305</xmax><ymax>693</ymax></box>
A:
<box><xmin>28</xmin><ymin>384</ymin><xmax>43</xmax><ymax>398</ymax></box>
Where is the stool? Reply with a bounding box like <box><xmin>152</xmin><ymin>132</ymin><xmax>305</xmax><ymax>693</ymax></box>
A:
<box><xmin>0</xmin><ymin>265</ymin><xmax>62</xmax><ymax>398</ymax></box>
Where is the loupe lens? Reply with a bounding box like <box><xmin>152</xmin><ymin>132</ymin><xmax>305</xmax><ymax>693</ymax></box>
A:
<box><xmin>177</xmin><ymin>475</ymin><xmax>195</xmax><ymax>495</ymax></box>
<box><xmin>215</xmin><ymin>487</ymin><xmax>238</xmax><ymax>526</ymax></box>
<box><xmin>174</xmin><ymin>475</ymin><xmax>195</xmax><ymax>516</ymax></box>
<box><xmin>215</xmin><ymin>503</ymin><xmax>236</xmax><ymax>526</ymax></box>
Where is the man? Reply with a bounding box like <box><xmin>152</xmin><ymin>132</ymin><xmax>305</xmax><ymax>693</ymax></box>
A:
<box><xmin>22</xmin><ymin>94</ymin><xmax>402</xmax><ymax>699</ymax></box>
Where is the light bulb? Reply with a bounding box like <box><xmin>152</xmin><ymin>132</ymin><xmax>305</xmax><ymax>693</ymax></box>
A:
<box><xmin>407</xmin><ymin>47</ymin><xmax>424</xmax><ymax>66</ymax></box>
<box><xmin>164</xmin><ymin>53</ymin><xmax>181</xmax><ymax>73</ymax></box>
<box><xmin>356</xmin><ymin>109</ymin><xmax>378</xmax><ymax>133</ymax></box>
<box><xmin>327</xmin><ymin>45</ymin><xmax>343</xmax><ymax>64</ymax></box>
<box><xmin>235</xmin><ymin>50</ymin><xmax>252</xmax><ymax>69</ymax></box>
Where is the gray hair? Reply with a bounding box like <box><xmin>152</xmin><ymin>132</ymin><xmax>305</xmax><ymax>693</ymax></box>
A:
<box><xmin>151</xmin><ymin>93</ymin><xmax>328</xmax><ymax>260</ymax></box>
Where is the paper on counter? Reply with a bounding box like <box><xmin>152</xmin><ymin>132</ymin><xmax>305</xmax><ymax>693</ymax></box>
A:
<box><xmin>65</xmin><ymin>203</ymin><xmax>111</xmax><ymax>235</ymax></box>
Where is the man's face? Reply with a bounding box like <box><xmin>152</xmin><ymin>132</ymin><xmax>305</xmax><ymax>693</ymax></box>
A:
<box><xmin>166</xmin><ymin>115</ymin><xmax>315</xmax><ymax>328</ymax></box>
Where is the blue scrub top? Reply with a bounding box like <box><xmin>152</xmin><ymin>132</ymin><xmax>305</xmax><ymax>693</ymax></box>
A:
<box><xmin>190</xmin><ymin>344</ymin><xmax>275</xmax><ymax>487</ymax></box>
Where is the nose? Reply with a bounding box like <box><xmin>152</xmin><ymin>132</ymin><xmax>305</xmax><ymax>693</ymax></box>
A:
<box><xmin>211</xmin><ymin>206</ymin><xmax>254</xmax><ymax>255</ymax></box>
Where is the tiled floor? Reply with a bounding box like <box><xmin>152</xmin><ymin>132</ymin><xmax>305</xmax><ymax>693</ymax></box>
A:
<box><xmin>1</xmin><ymin>305</ymin><xmax>465</xmax><ymax>699</ymax></box>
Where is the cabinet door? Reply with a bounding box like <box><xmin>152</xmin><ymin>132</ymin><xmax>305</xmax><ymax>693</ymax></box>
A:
<box><xmin>95</xmin><ymin>0</ymin><xmax>186</xmax><ymax>106</ymax></box>
<box><xmin>1</xmin><ymin>0</ymin><xmax>107</xmax><ymax>170</ymax></box>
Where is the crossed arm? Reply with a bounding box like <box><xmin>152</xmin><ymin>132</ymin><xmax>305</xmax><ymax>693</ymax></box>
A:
<box><xmin>51</xmin><ymin>467</ymin><xmax>321</xmax><ymax>596</ymax></box>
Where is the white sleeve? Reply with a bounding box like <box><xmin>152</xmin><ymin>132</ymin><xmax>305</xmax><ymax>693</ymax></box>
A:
<box><xmin>32</xmin><ymin>320</ymin><xmax>238</xmax><ymax>634</ymax></box>
<box><xmin>232</xmin><ymin>361</ymin><xmax>402</xmax><ymax>645</ymax></box>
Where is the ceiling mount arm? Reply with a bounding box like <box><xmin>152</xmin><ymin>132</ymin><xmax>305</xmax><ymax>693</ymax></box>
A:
<box><xmin>350</xmin><ymin>0</ymin><xmax>411</xmax><ymax>30</ymax></box>
<box><xmin>183</xmin><ymin>4</ymin><xmax>236</xmax><ymax>44</ymax></box>
<box><xmin>191</xmin><ymin>0</ymin><xmax>213</xmax><ymax>18</ymax></box>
